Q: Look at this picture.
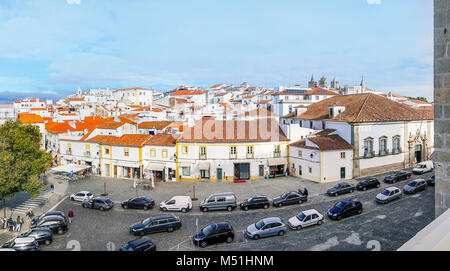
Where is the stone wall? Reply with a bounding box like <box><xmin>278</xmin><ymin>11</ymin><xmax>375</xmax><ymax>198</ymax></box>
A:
<box><xmin>434</xmin><ymin>0</ymin><xmax>450</xmax><ymax>217</ymax></box>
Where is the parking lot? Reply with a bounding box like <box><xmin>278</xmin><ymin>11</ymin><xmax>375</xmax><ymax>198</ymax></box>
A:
<box><xmin>40</xmin><ymin>170</ymin><xmax>435</xmax><ymax>251</ymax></box>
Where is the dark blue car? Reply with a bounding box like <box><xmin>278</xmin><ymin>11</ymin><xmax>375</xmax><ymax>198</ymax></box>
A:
<box><xmin>130</xmin><ymin>214</ymin><xmax>182</xmax><ymax>236</ymax></box>
<box><xmin>427</xmin><ymin>175</ymin><xmax>435</xmax><ymax>186</ymax></box>
<box><xmin>328</xmin><ymin>199</ymin><xmax>363</xmax><ymax>220</ymax></box>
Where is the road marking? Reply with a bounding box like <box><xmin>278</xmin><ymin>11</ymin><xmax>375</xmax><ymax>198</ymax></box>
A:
<box><xmin>47</xmin><ymin>196</ymin><xmax>69</xmax><ymax>212</ymax></box>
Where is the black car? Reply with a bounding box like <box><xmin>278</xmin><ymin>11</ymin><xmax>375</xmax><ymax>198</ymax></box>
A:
<box><xmin>327</xmin><ymin>199</ymin><xmax>363</xmax><ymax>220</ymax></box>
<box><xmin>327</xmin><ymin>182</ymin><xmax>355</xmax><ymax>196</ymax></box>
<box><xmin>273</xmin><ymin>192</ymin><xmax>307</xmax><ymax>207</ymax></box>
<box><xmin>193</xmin><ymin>222</ymin><xmax>235</xmax><ymax>248</ymax></box>
<box><xmin>31</xmin><ymin>216</ymin><xmax>68</xmax><ymax>235</ymax></box>
<box><xmin>384</xmin><ymin>171</ymin><xmax>411</xmax><ymax>183</ymax></box>
<box><xmin>119</xmin><ymin>237</ymin><xmax>156</xmax><ymax>251</ymax></box>
<box><xmin>130</xmin><ymin>214</ymin><xmax>182</xmax><ymax>236</ymax></box>
<box><xmin>240</xmin><ymin>196</ymin><xmax>270</xmax><ymax>211</ymax></box>
<box><xmin>427</xmin><ymin>175</ymin><xmax>435</xmax><ymax>186</ymax></box>
<box><xmin>121</xmin><ymin>197</ymin><xmax>155</xmax><ymax>210</ymax></box>
<box><xmin>19</xmin><ymin>228</ymin><xmax>53</xmax><ymax>245</ymax></box>
<box><xmin>356</xmin><ymin>177</ymin><xmax>380</xmax><ymax>191</ymax></box>
<box><xmin>31</xmin><ymin>211</ymin><xmax>66</xmax><ymax>226</ymax></box>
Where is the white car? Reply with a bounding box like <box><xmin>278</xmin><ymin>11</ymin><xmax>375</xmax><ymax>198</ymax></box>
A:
<box><xmin>376</xmin><ymin>187</ymin><xmax>401</xmax><ymax>204</ymax></box>
<box><xmin>159</xmin><ymin>196</ymin><xmax>193</xmax><ymax>213</ymax></box>
<box><xmin>412</xmin><ymin>161</ymin><xmax>434</xmax><ymax>175</ymax></box>
<box><xmin>70</xmin><ymin>191</ymin><xmax>94</xmax><ymax>202</ymax></box>
<box><xmin>288</xmin><ymin>209</ymin><xmax>324</xmax><ymax>230</ymax></box>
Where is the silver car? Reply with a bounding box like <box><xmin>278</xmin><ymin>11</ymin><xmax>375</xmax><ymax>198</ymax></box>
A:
<box><xmin>245</xmin><ymin>217</ymin><xmax>287</xmax><ymax>240</ymax></box>
<box><xmin>403</xmin><ymin>179</ymin><xmax>427</xmax><ymax>194</ymax></box>
<box><xmin>376</xmin><ymin>187</ymin><xmax>402</xmax><ymax>204</ymax></box>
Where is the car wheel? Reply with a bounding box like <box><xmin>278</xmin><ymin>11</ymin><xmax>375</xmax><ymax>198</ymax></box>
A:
<box><xmin>296</xmin><ymin>225</ymin><xmax>302</xmax><ymax>230</ymax></box>
<box><xmin>70</xmin><ymin>197</ymin><xmax>75</xmax><ymax>201</ymax></box>
<box><xmin>100</xmin><ymin>207</ymin><xmax>105</xmax><ymax>211</ymax></box>
<box><xmin>376</xmin><ymin>184</ymin><xmax>380</xmax><ymax>188</ymax></box>
<box><xmin>244</xmin><ymin>206</ymin><xmax>249</xmax><ymax>211</ymax></box>
<box><xmin>167</xmin><ymin>227</ymin><xmax>174</xmax><ymax>232</ymax></box>
<box><xmin>200</xmin><ymin>241</ymin><xmax>208</xmax><ymax>248</ymax></box>
<box><xmin>298</xmin><ymin>200</ymin><xmax>303</xmax><ymax>204</ymax></box>
<box><xmin>227</xmin><ymin>206</ymin><xmax>233</xmax><ymax>212</ymax></box>
<box><xmin>202</xmin><ymin>207</ymin><xmax>208</xmax><ymax>212</ymax></box>
<box><xmin>357</xmin><ymin>209</ymin><xmax>362</xmax><ymax>214</ymax></box>
<box><xmin>181</xmin><ymin>208</ymin><xmax>187</xmax><ymax>213</ymax></box>
<box><xmin>226</xmin><ymin>236</ymin><xmax>233</xmax><ymax>243</ymax></box>
<box><xmin>82</xmin><ymin>204</ymin><xmax>87</xmax><ymax>208</ymax></box>
<box><xmin>363</xmin><ymin>187</ymin><xmax>367</xmax><ymax>191</ymax></box>
<box><xmin>140</xmin><ymin>231</ymin><xmax>145</xmax><ymax>236</ymax></box>
<box><xmin>350</xmin><ymin>189</ymin><xmax>354</xmax><ymax>193</ymax></box>
<box><xmin>263</xmin><ymin>204</ymin><xmax>269</xmax><ymax>209</ymax></box>
<box><xmin>123</xmin><ymin>205</ymin><xmax>128</xmax><ymax>209</ymax></box>
<box><xmin>44</xmin><ymin>239</ymin><xmax>51</xmax><ymax>245</ymax></box>
<box><xmin>143</xmin><ymin>206</ymin><xmax>149</xmax><ymax>211</ymax></box>
<box><xmin>162</xmin><ymin>207</ymin><xmax>167</xmax><ymax>212</ymax></box>
<box><xmin>277</xmin><ymin>203</ymin><xmax>282</xmax><ymax>207</ymax></box>
<box><xmin>254</xmin><ymin>235</ymin><xmax>260</xmax><ymax>240</ymax></box>
<box><xmin>58</xmin><ymin>228</ymin><xmax>64</xmax><ymax>235</ymax></box>
<box><xmin>333</xmin><ymin>193</ymin><xmax>337</xmax><ymax>197</ymax></box>
<box><xmin>337</xmin><ymin>215</ymin><xmax>342</xmax><ymax>220</ymax></box>
<box><xmin>278</xmin><ymin>230</ymin><xmax>285</xmax><ymax>236</ymax></box>
<box><xmin>317</xmin><ymin>219</ymin><xmax>323</xmax><ymax>225</ymax></box>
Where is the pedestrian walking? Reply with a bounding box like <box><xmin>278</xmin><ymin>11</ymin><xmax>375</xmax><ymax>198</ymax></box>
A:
<box><xmin>26</xmin><ymin>209</ymin><xmax>33</xmax><ymax>221</ymax></box>
<box><xmin>151</xmin><ymin>176</ymin><xmax>155</xmax><ymax>190</ymax></box>
<box><xmin>133</xmin><ymin>178</ymin><xmax>137</xmax><ymax>189</ymax></box>
<box><xmin>50</xmin><ymin>184</ymin><xmax>55</xmax><ymax>193</ymax></box>
<box><xmin>1</xmin><ymin>217</ymin><xmax>5</xmax><ymax>229</ymax></box>
<box><xmin>68</xmin><ymin>209</ymin><xmax>74</xmax><ymax>224</ymax></box>
<box><xmin>303</xmin><ymin>188</ymin><xmax>309</xmax><ymax>197</ymax></box>
<box><xmin>7</xmin><ymin>217</ymin><xmax>14</xmax><ymax>232</ymax></box>
<box><xmin>16</xmin><ymin>216</ymin><xmax>23</xmax><ymax>232</ymax></box>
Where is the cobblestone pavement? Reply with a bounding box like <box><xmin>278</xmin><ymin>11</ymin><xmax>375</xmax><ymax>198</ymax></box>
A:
<box><xmin>40</xmin><ymin>170</ymin><xmax>434</xmax><ymax>251</ymax></box>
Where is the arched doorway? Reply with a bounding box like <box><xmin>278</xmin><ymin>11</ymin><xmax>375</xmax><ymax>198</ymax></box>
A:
<box><xmin>415</xmin><ymin>144</ymin><xmax>422</xmax><ymax>163</ymax></box>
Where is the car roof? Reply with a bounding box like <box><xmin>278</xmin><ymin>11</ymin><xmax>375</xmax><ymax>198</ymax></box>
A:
<box><xmin>262</xmin><ymin>217</ymin><xmax>282</xmax><ymax>224</ymax></box>
<box><xmin>302</xmin><ymin>209</ymin><xmax>319</xmax><ymax>216</ymax></box>
<box><xmin>128</xmin><ymin>237</ymin><xmax>153</xmax><ymax>247</ymax></box>
<box><xmin>93</xmin><ymin>197</ymin><xmax>110</xmax><ymax>201</ymax></box>
<box><xmin>216</xmin><ymin>222</ymin><xmax>232</xmax><ymax>229</ymax></box>
<box><xmin>340</xmin><ymin>198</ymin><xmax>360</xmax><ymax>204</ymax></box>
<box><xmin>171</xmin><ymin>196</ymin><xmax>191</xmax><ymax>200</ymax></box>
<box><xmin>14</xmin><ymin>237</ymin><xmax>36</xmax><ymax>243</ymax></box>
<box><xmin>40</xmin><ymin>216</ymin><xmax>64</xmax><ymax>222</ymax></box>
<box><xmin>385</xmin><ymin>187</ymin><xmax>400</xmax><ymax>191</ymax></box>
<box><xmin>77</xmin><ymin>191</ymin><xmax>91</xmax><ymax>193</ymax></box>
<box><xmin>45</xmin><ymin>211</ymin><xmax>64</xmax><ymax>216</ymax></box>
<box><xmin>147</xmin><ymin>214</ymin><xmax>177</xmax><ymax>220</ymax></box>
<box><xmin>29</xmin><ymin>227</ymin><xmax>51</xmax><ymax>232</ymax></box>
<box><xmin>210</xmin><ymin>192</ymin><xmax>235</xmax><ymax>197</ymax></box>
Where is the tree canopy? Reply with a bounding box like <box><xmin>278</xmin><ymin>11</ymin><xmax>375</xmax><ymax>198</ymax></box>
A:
<box><xmin>0</xmin><ymin>120</ymin><xmax>52</xmax><ymax>199</ymax></box>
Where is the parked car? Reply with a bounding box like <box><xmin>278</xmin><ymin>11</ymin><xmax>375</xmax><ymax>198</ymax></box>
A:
<box><xmin>122</xmin><ymin>197</ymin><xmax>155</xmax><ymax>210</ymax></box>
<box><xmin>403</xmin><ymin>179</ymin><xmax>427</xmax><ymax>194</ymax></box>
<box><xmin>245</xmin><ymin>217</ymin><xmax>287</xmax><ymax>240</ymax></box>
<box><xmin>129</xmin><ymin>214</ymin><xmax>182</xmax><ymax>236</ymax></box>
<box><xmin>192</xmin><ymin>222</ymin><xmax>235</xmax><ymax>248</ymax></box>
<box><xmin>288</xmin><ymin>209</ymin><xmax>324</xmax><ymax>230</ymax></box>
<box><xmin>2</xmin><ymin>237</ymin><xmax>40</xmax><ymax>251</ymax></box>
<box><xmin>376</xmin><ymin>187</ymin><xmax>402</xmax><ymax>204</ymax></box>
<box><xmin>273</xmin><ymin>191</ymin><xmax>307</xmax><ymax>207</ymax></box>
<box><xmin>356</xmin><ymin>177</ymin><xmax>380</xmax><ymax>191</ymax></box>
<box><xmin>427</xmin><ymin>175</ymin><xmax>435</xmax><ymax>186</ymax></box>
<box><xmin>328</xmin><ymin>198</ymin><xmax>363</xmax><ymax>220</ymax></box>
<box><xmin>70</xmin><ymin>191</ymin><xmax>94</xmax><ymax>202</ymax></box>
<box><xmin>119</xmin><ymin>237</ymin><xmax>156</xmax><ymax>251</ymax></box>
<box><xmin>31</xmin><ymin>216</ymin><xmax>68</xmax><ymax>235</ymax></box>
<box><xmin>160</xmin><ymin>196</ymin><xmax>192</xmax><ymax>213</ymax></box>
<box><xmin>412</xmin><ymin>161</ymin><xmax>434</xmax><ymax>175</ymax></box>
<box><xmin>240</xmin><ymin>196</ymin><xmax>270</xmax><ymax>211</ymax></box>
<box><xmin>327</xmin><ymin>182</ymin><xmax>355</xmax><ymax>196</ymax></box>
<box><xmin>200</xmin><ymin>192</ymin><xmax>237</xmax><ymax>212</ymax></box>
<box><xmin>82</xmin><ymin>197</ymin><xmax>113</xmax><ymax>211</ymax></box>
<box><xmin>31</xmin><ymin>211</ymin><xmax>66</xmax><ymax>226</ymax></box>
<box><xmin>384</xmin><ymin>171</ymin><xmax>411</xmax><ymax>183</ymax></box>
<box><xmin>18</xmin><ymin>228</ymin><xmax>52</xmax><ymax>245</ymax></box>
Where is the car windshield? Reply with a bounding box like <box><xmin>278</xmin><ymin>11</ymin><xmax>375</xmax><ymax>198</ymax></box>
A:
<box><xmin>120</xmin><ymin>244</ymin><xmax>134</xmax><ymax>251</ymax></box>
<box><xmin>202</xmin><ymin>225</ymin><xmax>215</xmax><ymax>236</ymax></box>
<box><xmin>281</xmin><ymin>193</ymin><xmax>289</xmax><ymax>199</ymax></box>
<box><xmin>334</xmin><ymin>184</ymin><xmax>341</xmax><ymax>189</ymax></box>
<box><xmin>418</xmin><ymin>164</ymin><xmax>426</xmax><ymax>168</ymax></box>
<box><xmin>142</xmin><ymin>218</ymin><xmax>152</xmax><ymax>225</ymax></box>
<box><xmin>255</xmin><ymin>220</ymin><xmax>266</xmax><ymax>230</ymax></box>
<box><xmin>87</xmin><ymin>193</ymin><xmax>92</xmax><ymax>196</ymax></box>
<box><xmin>296</xmin><ymin>213</ymin><xmax>306</xmax><ymax>221</ymax></box>
<box><xmin>105</xmin><ymin>200</ymin><xmax>112</xmax><ymax>204</ymax></box>
<box><xmin>334</xmin><ymin>202</ymin><xmax>346</xmax><ymax>210</ymax></box>
<box><xmin>381</xmin><ymin>190</ymin><xmax>390</xmax><ymax>196</ymax></box>
<box><xmin>409</xmin><ymin>181</ymin><xmax>417</xmax><ymax>187</ymax></box>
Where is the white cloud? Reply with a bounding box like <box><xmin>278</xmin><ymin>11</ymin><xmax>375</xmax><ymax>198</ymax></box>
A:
<box><xmin>67</xmin><ymin>0</ymin><xmax>81</xmax><ymax>5</ymax></box>
<box><xmin>367</xmin><ymin>0</ymin><xmax>381</xmax><ymax>4</ymax></box>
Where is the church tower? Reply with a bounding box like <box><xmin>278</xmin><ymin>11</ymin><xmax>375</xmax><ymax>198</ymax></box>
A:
<box><xmin>319</xmin><ymin>76</ymin><xmax>328</xmax><ymax>89</ymax></box>
<box><xmin>360</xmin><ymin>77</ymin><xmax>366</xmax><ymax>93</ymax></box>
<box><xmin>330</xmin><ymin>77</ymin><xmax>340</xmax><ymax>90</ymax></box>
<box><xmin>308</xmin><ymin>75</ymin><xmax>318</xmax><ymax>88</ymax></box>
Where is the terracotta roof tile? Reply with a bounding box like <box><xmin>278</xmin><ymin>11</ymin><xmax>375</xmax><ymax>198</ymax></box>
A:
<box><xmin>86</xmin><ymin>134</ymin><xmax>152</xmax><ymax>147</ymax></box>
<box><xmin>144</xmin><ymin>133</ymin><xmax>176</xmax><ymax>146</ymax></box>
<box><xmin>18</xmin><ymin>113</ymin><xmax>44</xmax><ymax>124</ymax></box>
<box><xmin>138</xmin><ymin>121</ymin><xmax>173</xmax><ymax>130</ymax></box>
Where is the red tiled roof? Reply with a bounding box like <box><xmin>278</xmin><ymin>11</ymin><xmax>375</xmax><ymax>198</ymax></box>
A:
<box><xmin>290</xmin><ymin>134</ymin><xmax>352</xmax><ymax>151</ymax></box>
<box><xmin>144</xmin><ymin>133</ymin><xmax>176</xmax><ymax>146</ymax></box>
<box><xmin>86</xmin><ymin>134</ymin><xmax>152</xmax><ymax>147</ymax></box>
<box><xmin>171</xmin><ymin>89</ymin><xmax>204</xmax><ymax>96</ymax></box>
<box><xmin>18</xmin><ymin>113</ymin><xmax>44</xmax><ymax>124</ymax></box>
<box><xmin>96</xmin><ymin>122</ymin><xmax>125</xmax><ymax>129</ymax></box>
<box><xmin>138</xmin><ymin>121</ymin><xmax>173</xmax><ymax>130</ymax></box>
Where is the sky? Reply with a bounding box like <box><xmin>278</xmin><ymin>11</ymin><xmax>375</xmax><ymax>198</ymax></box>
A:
<box><xmin>0</xmin><ymin>0</ymin><xmax>433</xmax><ymax>102</ymax></box>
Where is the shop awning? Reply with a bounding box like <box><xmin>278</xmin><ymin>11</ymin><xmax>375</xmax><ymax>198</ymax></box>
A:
<box><xmin>198</xmin><ymin>162</ymin><xmax>210</xmax><ymax>170</ymax></box>
<box><xmin>268</xmin><ymin>158</ymin><xmax>287</xmax><ymax>166</ymax></box>
<box><xmin>145</xmin><ymin>162</ymin><xmax>165</xmax><ymax>171</ymax></box>
<box><xmin>51</xmin><ymin>164</ymin><xmax>91</xmax><ymax>174</ymax></box>
<box><xmin>179</xmin><ymin>161</ymin><xmax>193</xmax><ymax>168</ymax></box>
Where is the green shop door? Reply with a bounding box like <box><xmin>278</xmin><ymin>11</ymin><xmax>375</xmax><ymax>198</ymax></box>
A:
<box><xmin>217</xmin><ymin>168</ymin><xmax>222</xmax><ymax>181</ymax></box>
<box><xmin>340</xmin><ymin>167</ymin><xmax>346</xmax><ymax>179</ymax></box>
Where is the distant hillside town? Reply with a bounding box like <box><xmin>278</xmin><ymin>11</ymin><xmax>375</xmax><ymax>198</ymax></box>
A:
<box><xmin>0</xmin><ymin>76</ymin><xmax>434</xmax><ymax>183</ymax></box>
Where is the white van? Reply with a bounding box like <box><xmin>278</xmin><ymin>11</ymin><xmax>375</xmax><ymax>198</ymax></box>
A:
<box><xmin>159</xmin><ymin>196</ymin><xmax>193</xmax><ymax>213</ymax></box>
<box><xmin>412</xmin><ymin>161</ymin><xmax>434</xmax><ymax>175</ymax></box>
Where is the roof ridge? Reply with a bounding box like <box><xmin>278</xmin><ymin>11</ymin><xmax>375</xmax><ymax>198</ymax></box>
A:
<box><xmin>353</xmin><ymin>93</ymin><xmax>371</xmax><ymax>122</ymax></box>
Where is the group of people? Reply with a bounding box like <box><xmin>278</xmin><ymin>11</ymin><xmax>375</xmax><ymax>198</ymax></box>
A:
<box><xmin>1</xmin><ymin>216</ymin><xmax>24</xmax><ymax>232</ymax></box>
